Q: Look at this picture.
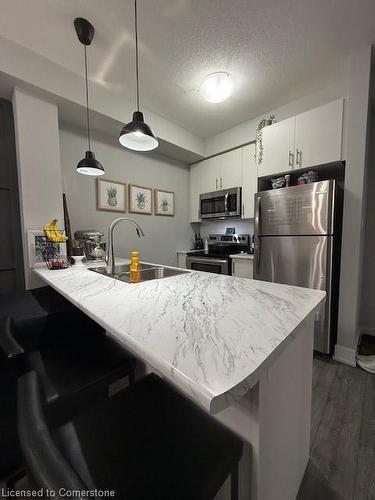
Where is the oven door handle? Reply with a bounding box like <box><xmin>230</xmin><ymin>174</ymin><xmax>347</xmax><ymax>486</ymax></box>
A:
<box><xmin>187</xmin><ymin>257</ymin><xmax>228</xmax><ymax>265</ymax></box>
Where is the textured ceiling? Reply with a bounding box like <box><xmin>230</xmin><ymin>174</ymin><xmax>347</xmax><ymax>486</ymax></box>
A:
<box><xmin>1</xmin><ymin>0</ymin><xmax>375</xmax><ymax>138</ymax></box>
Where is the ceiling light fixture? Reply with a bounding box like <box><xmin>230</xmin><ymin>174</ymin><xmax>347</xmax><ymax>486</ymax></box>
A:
<box><xmin>74</xmin><ymin>17</ymin><xmax>105</xmax><ymax>176</ymax></box>
<box><xmin>119</xmin><ymin>0</ymin><xmax>158</xmax><ymax>152</ymax></box>
<box><xmin>199</xmin><ymin>72</ymin><xmax>234</xmax><ymax>103</ymax></box>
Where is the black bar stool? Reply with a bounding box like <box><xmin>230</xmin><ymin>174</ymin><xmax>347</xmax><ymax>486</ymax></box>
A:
<box><xmin>1</xmin><ymin>316</ymin><xmax>136</xmax><ymax>425</ymax></box>
<box><xmin>18</xmin><ymin>370</ymin><xmax>243</xmax><ymax>500</ymax></box>
<box><xmin>0</xmin><ymin>286</ymin><xmax>82</xmax><ymax>487</ymax></box>
<box><xmin>0</xmin><ymin>287</ymin><xmax>136</xmax><ymax>487</ymax></box>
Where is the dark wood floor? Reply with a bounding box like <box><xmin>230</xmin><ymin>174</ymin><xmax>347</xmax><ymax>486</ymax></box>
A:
<box><xmin>298</xmin><ymin>356</ymin><xmax>375</xmax><ymax>500</ymax></box>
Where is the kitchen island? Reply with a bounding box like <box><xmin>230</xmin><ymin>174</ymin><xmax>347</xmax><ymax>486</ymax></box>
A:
<box><xmin>35</xmin><ymin>261</ymin><xmax>325</xmax><ymax>500</ymax></box>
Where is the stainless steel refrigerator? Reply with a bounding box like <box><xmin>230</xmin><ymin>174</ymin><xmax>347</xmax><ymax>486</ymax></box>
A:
<box><xmin>253</xmin><ymin>180</ymin><xmax>341</xmax><ymax>353</ymax></box>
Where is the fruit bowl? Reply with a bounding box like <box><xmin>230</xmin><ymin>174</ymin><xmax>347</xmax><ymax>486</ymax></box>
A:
<box><xmin>45</xmin><ymin>256</ymin><xmax>70</xmax><ymax>270</ymax></box>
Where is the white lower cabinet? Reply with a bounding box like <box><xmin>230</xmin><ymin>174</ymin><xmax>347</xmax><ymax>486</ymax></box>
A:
<box><xmin>231</xmin><ymin>257</ymin><xmax>253</xmax><ymax>279</ymax></box>
<box><xmin>176</xmin><ymin>252</ymin><xmax>187</xmax><ymax>269</ymax></box>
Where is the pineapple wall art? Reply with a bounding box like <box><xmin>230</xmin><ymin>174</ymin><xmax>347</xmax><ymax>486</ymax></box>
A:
<box><xmin>96</xmin><ymin>179</ymin><xmax>175</xmax><ymax>217</ymax></box>
<box><xmin>96</xmin><ymin>179</ymin><xmax>126</xmax><ymax>212</ymax></box>
<box><xmin>129</xmin><ymin>184</ymin><xmax>153</xmax><ymax>215</ymax></box>
<box><xmin>154</xmin><ymin>189</ymin><xmax>175</xmax><ymax>216</ymax></box>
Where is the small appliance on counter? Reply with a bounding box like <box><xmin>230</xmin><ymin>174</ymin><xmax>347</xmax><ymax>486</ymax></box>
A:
<box><xmin>186</xmin><ymin>233</ymin><xmax>250</xmax><ymax>275</ymax></box>
<box><xmin>194</xmin><ymin>233</ymin><xmax>204</xmax><ymax>250</ymax></box>
<box><xmin>74</xmin><ymin>230</ymin><xmax>106</xmax><ymax>262</ymax></box>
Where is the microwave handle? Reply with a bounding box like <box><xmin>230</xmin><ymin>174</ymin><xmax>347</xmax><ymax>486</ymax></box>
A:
<box><xmin>224</xmin><ymin>192</ymin><xmax>229</xmax><ymax>214</ymax></box>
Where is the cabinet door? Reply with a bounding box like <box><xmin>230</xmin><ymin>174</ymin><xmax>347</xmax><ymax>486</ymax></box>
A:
<box><xmin>241</xmin><ymin>144</ymin><xmax>258</xmax><ymax>218</ymax></box>
<box><xmin>201</xmin><ymin>156</ymin><xmax>220</xmax><ymax>193</ymax></box>
<box><xmin>217</xmin><ymin>148</ymin><xmax>242</xmax><ymax>190</ymax></box>
<box><xmin>294</xmin><ymin>99</ymin><xmax>343</xmax><ymax>170</ymax></box>
<box><xmin>232</xmin><ymin>258</ymin><xmax>253</xmax><ymax>279</ymax></box>
<box><xmin>259</xmin><ymin>117</ymin><xmax>295</xmax><ymax>177</ymax></box>
<box><xmin>190</xmin><ymin>163</ymin><xmax>202</xmax><ymax>222</ymax></box>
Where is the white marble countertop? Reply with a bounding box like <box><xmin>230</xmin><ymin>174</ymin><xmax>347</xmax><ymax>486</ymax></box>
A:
<box><xmin>230</xmin><ymin>253</ymin><xmax>254</xmax><ymax>259</ymax></box>
<box><xmin>34</xmin><ymin>260</ymin><xmax>325</xmax><ymax>414</ymax></box>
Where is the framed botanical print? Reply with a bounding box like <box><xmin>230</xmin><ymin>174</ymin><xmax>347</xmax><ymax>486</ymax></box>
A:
<box><xmin>154</xmin><ymin>189</ymin><xmax>175</xmax><ymax>216</ymax></box>
<box><xmin>129</xmin><ymin>184</ymin><xmax>153</xmax><ymax>215</ymax></box>
<box><xmin>96</xmin><ymin>178</ymin><xmax>126</xmax><ymax>212</ymax></box>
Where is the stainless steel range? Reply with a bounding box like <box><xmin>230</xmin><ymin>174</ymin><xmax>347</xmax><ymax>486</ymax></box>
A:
<box><xmin>186</xmin><ymin>234</ymin><xmax>251</xmax><ymax>275</ymax></box>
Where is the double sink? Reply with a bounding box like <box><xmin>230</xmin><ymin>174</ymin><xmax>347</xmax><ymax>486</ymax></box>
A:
<box><xmin>89</xmin><ymin>263</ymin><xmax>188</xmax><ymax>284</ymax></box>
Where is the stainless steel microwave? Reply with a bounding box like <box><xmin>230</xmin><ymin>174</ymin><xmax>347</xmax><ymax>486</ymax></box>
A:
<box><xmin>200</xmin><ymin>187</ymin><xmax>241</xmax><ymax>219</ymax></box>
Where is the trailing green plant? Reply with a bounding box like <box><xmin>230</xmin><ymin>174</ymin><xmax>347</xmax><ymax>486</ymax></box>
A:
<box><xmin>254</xmin><ymin>115</ymin><xmax>276</xmax><ymax>165</ymax></box>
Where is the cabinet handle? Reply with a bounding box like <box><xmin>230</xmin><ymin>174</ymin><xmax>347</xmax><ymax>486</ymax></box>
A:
<box><xmin>220</xmin><ymin>177</ymin><xmax>223</xmax><ymax>189</ymax></box>
<box><xmin>288</xmin><ymin>150</ymin><xmax>294</xmax><ymax>168</ymax></box>
<box><xmin>216</xmin><ymin>178</ymin><xmax>218</xmax><ymax>190</ymax></box>
<box><xmin>296</xmin><ymin>148</ymin><xmax>302</xmax><ymax>167</ymax></box>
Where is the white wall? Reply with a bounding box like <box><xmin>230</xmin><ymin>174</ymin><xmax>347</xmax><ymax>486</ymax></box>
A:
<box><xmin>12</xmin><ymin>87</ymin><xmax>64</xmax><ymax>289</ymax></box>
<box><xmin>60</xmin><ymin>125</ymin><xmax>193</xmax><ymax>266</ymax></box>
<box><xmin>359</xmin><ymin>50</ymin><xmax>375</xmax><ymax>333</ymax></box>
<box><xmin>334</xmin><ymin>46</ymin><xmax>372</xmax><ymax>365</ymax></box>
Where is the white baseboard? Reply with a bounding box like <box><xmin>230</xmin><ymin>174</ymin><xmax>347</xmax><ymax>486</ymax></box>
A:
<box><xmin>333</xmin><ymin>344</ymin><xmax>357</xmax><ymax>367</ymax></box>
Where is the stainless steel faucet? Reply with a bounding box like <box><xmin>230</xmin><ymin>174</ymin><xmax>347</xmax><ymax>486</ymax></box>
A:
<box><xmin>106</xmin><ymin>217</ymin><xmax>145</xmax><ymax>275</ymax></box>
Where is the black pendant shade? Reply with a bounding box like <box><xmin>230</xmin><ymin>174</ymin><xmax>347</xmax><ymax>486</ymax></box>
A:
<box><xmin>74</xmin><ymin>17</ymin><xmax>105</xmax><ymax>176</ymax></box>
<box><xmin>119</xmin><ymin>111</ymin><xmax>158</xmax><ymax>151</ymax></box>
<box><xmin>76</xmin><ymin>151</ymin><xmax>104</xmax><ymax>176</ymax></box>
<box><xmin>119</xmin><ymin>0</ymin><xmax>158</xmax><ymax>152</ymax></box>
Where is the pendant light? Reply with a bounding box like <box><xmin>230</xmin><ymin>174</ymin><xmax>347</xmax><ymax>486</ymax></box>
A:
<box><xmin>74</xmin><ymin>17</ymin><xmax>105</xmax><ymax>176</ymax></box>
<box><xmin>119</xmin><ymin>0</ymin><xmax>158</xmax><ymax>151</ymax></box>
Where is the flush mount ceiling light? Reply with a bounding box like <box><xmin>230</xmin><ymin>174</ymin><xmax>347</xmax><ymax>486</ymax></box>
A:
<box><xmin>74</xmin><ymin>17</ymin><xmax>105</xmax><ymax>176</ymax></box>
<box><xmin>199</xmin><ymin>72</ymin><xmax>234</xmax><ymax>103</ymax></box>
<box><xmin>119</xmin><ymin>0</ymin><xmax>158</xmax><ymax>152</ymax></box>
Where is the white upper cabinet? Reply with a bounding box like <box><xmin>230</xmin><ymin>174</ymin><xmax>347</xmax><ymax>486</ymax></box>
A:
<box><xmin>217</xmin><ymin>148</ymin><xmax>242</xmax><ymax>189</ymax></box>
<box><xmin>201</xmin><ymin>156</ymin><xmax>219</xmax><ymax>193</ymax></box>
<box><xmin>258</xmin><ymin>99</ymin><xmax>344</xmax><ymax>178</ymax></box>
<box><xmin>190</xmin><ymin>162</ymin><xmax>203</xmax><ymax>223</ymax></box>
<box><xmin>294</xmin><ymin>99</ymin><xmax>343</xmax><ymax>170</ymax></box>
<box><xmin>260</xmin><ymin>117</ymin><xmax>295</xmax><ymax>177</ymax></box>
<box><xmin>241</xmin><ymin>144</ymin><xmax>258</xmax><ymax>218</ymax></box>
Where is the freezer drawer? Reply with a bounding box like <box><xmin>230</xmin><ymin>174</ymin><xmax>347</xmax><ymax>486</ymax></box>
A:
<box><xmin>254</xmin><ymin>180</ymin><xmax>335</xmax><ymax>236</ymax></box>
<box><xmin>254</xmin><ymin>235</ymin><xmax>331</xmax><ymax>353</ymax></box>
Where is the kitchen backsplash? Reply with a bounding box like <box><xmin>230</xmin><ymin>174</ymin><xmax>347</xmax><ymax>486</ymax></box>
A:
<box><xmin>191</xmin><ymin>219</ymin><xmax>254</xmax><ymax>242</ymax></box>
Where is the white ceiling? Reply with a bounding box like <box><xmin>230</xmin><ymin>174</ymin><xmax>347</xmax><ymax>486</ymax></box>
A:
<box><xmin>1</xmin><ymin>0</ymin><xmax>375</xmax><ymax>138</ymax></box>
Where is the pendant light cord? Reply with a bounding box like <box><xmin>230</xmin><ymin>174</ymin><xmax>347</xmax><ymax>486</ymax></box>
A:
<box><xmin>84</xmin><ymin>45</ymin><xmax>91</xmax><ymax>151</ymax></box>
<box><xmin>134</xmin><ymin>0</ymin><xmax>140</xmax><ymax>111</ymax></box>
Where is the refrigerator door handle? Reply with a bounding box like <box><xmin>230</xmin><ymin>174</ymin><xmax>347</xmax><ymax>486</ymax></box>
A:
<box><xmin>255</xmin><ymin>195</ymin><xmax>261</xmax><ymax>236</ymax></box>
<box><xmin>254</xmin><ymin>195</ymin><xmax>262</xmax><ymax>275</ymax></box>
<box><xmin>255</xmin><ymin>235</ymin><xmax>261</xmax><ymax>275</ymax></box>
